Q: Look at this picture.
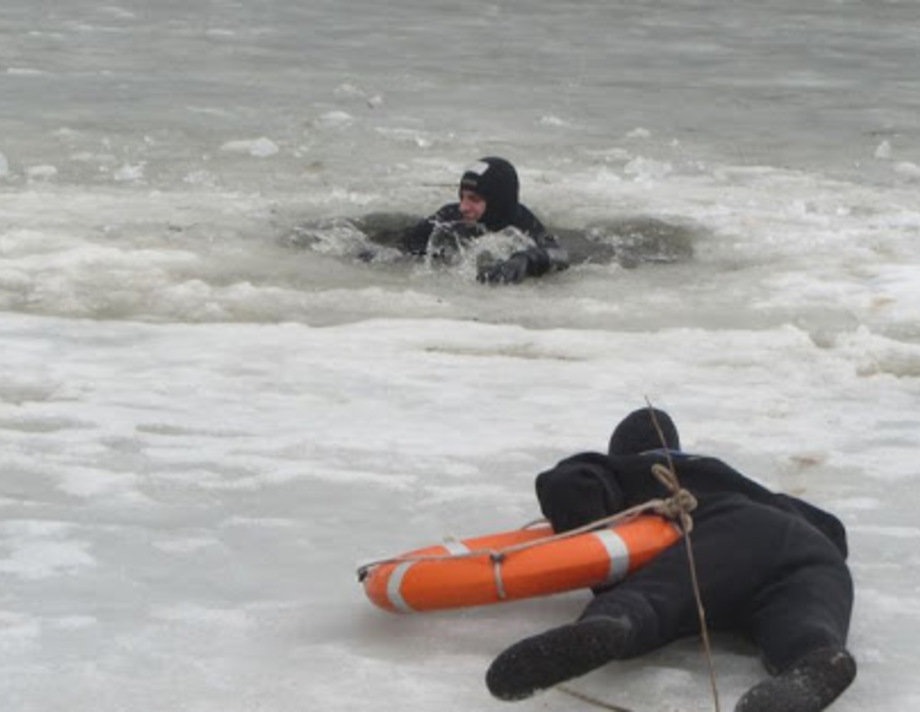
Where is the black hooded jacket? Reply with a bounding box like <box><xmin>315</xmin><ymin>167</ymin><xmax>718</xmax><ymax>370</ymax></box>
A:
<box><xmin>402</xmin><ymin>157</ymin><xmax>568</xmax><ymax>278</ymax></box>
<box><xmin>536</xmin><ymin>450</ymin><xmax>848</xmax><ymax>559</ymax></box>
<box><xmin>530</xmin><ymin>409</ymin><xmax>853</xmax><ymax>676</ymax></box>
<box><xmin>536</xmin><ymin>408</ymin><xmax>848</xmax><ymax>558</ymax></box>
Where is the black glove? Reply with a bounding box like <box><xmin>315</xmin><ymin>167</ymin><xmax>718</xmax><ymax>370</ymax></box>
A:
<box><xmin>477</xmin><ymin>251</ymin><xmax>531</xmax><ymax>284</ymax></box>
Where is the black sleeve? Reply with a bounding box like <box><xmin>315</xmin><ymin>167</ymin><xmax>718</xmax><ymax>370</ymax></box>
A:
<box><xmin>401</xmin><ymin>204</ymin><xmax>464</xmax><ymax>255</ymax></box>
<box><xmin>510</xmin><ymin>205</ymin><xmax>569</xmax><ymax>276</ymax></box>
<box><xmin>535</xmin><ymin>452</ymin><xmax>625</xmax><ymax>533</ymax></box>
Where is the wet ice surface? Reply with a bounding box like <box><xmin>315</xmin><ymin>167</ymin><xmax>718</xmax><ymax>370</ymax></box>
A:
<box><xmin>1</xmin><ymin>313</ymin><xmax>918</xmax><ymax>710</ymax></box>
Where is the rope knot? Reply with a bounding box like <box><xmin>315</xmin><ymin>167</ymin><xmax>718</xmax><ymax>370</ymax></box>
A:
<box><xmin>650</xmin><ymin>463</ymin><xmax>697</xmax><ymax>532</ymax></box>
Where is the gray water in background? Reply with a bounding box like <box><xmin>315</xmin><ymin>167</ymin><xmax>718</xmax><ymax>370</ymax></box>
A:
<box><xmin>1</xmin><ymin>0</ymin><xmax>919</xmax><ymax>339</ymax></box>
<box><xmin>3</xmin><ymin>0</ymin><xmax>919</xmax><ymax>190</ymax></box>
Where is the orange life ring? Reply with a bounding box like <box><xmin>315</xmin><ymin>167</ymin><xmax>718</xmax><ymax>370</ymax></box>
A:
<box><xmin>360</xmin><ymin>515</ymin><xmax>681</xmax><ymax>613</ymax></box>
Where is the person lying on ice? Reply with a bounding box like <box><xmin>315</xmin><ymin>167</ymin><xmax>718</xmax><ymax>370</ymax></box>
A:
<box><xmin>403</xmin><ymin>156</ymin><xmax>569</xmax><ymax>284</ymax></box>
<box><xmin>486</xmin><ymin>407</ymin><xmax>856</xmax><ymax>712</ymax></box>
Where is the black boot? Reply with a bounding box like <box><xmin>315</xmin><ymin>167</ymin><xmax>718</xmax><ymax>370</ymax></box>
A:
<box><xmin>735</xmin><ymin>647</ymin><xmax>856</xmax><ymax>712</ymax></box>
<box><xmin>485</xmin><ymin>616</ymin><xmax>632</xmax><ymax>701</ymax></box>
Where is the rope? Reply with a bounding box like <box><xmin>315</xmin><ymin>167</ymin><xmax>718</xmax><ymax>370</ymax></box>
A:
<box><xmin>646</xmin><ymin>402</ymin><xmax>722</xmax><ymax>712</ymax></box>
<box><xmin>558</xmin><ymin>684</ymin><xmax>636</xmax><ymax>712</ymax></box>
<box><xmin>554</xmin><ymin>403</ymin><xmax>721</xmax><ymax>712</ymax></box>
<box><xmin>355</xmin><ymin>495</ymin><xmax>688</xmax><ymax>584</ymax></box>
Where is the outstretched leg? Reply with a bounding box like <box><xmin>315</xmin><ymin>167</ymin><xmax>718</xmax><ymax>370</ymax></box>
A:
<box><xmin>485</xmin><ymin>615</ymin><xmax>633</xmax><ymax>700</ymax></box>
<box><xmin>486</xmin><ymin>548</ymin><xmax>702</xmax><ymax>701</ymax></box>
<box><xmin>737</xmin><ymin>557</ymin><xmax>855</xmax><ymax>712</ymax></box>
<box><xmin>734</xmin><ymin>647</ymin><xmax>856</xmax><ymax>712</ymax></box>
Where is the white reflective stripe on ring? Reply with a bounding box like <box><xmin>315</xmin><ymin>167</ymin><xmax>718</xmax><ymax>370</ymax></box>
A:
<box><xmin>592</xmin><ymin>529</ymin><xmax>630</xmax><ymax>584</ymax></box>
<box><xmin>388</xmin><ymin>542</ymin><xmax>468</xmax><ymax>613</ymax></box>
<box><xmin>387</xmin><ymin>560</ymin><xmax>416</xmax><ymax>613</ymax></box>
<box><xmin>442</xmin><ymin>539</ymin><xmax>470</xmax><ymax>556</ymax></box>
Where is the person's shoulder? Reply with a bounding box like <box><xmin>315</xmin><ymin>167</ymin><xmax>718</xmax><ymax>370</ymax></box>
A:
<box><xmin>653</xmin><ymin>450</ymin><xmax>732</xmax><ymax>467</ymax></box>
<box><xmin>513</xmin><ymin>203</ymin><xmax>566</xmax><ymax>253</ymax></box>
<box><xmin>516</xmin><ymin>202</ymin><xmax>539</xmax><ymax>217</ymax></box>
<box><xmin>553</xmin><ymin>450</ymin><xmax>614</xmax><ymax>470</ymax></box>
<box><xmin>666</xmin><ymin>453</ymin><xmax>755</xmax><ymax>483</ymax></box>
<box><xmin>611</xmin><ymin>449</ymin><xmax>714</xmax><ymax>466</ymax></box>
<box><xmin>514</xmin><ymin>203</ymin><xmax>545</xmax><ymax>227</ymax></box>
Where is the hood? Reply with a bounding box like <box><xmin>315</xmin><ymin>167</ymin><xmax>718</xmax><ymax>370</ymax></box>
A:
<box><xmin>459</xmin><ymin>156</ymin><xmax>520</xmax><ymax>231</ymax></box>
<box><xmin>608</xmin><ymin>407</ymin><xmax>681</xmax><ymax>456</ymax></box>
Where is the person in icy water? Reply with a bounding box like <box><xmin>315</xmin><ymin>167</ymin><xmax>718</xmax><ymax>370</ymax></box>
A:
<box><xmin>486</xmin><ymin>407</ymin><xmax>856</xmax><ymax>712</ymax></box>
<box><xmin>403</xmin><ymin>157</ymin><xmax>569</xmax><ymax>284</ymax></box>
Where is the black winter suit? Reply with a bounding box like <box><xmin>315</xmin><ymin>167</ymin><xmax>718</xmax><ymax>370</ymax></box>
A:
<box><xmin>535</xmin><ymin>449</ymin><xmax>853</xmax><ymax>674</ymax></box>
<box><xmin>402</xmin><ymin>157</ymin><xmax>569</xmax><ymax>282</ymax></box>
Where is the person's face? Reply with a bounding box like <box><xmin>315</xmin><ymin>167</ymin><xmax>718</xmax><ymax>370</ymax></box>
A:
<box><xmin>459</xmin><ymin>189</ymin><xmax>487</xmax><ymax>223</ymax></box>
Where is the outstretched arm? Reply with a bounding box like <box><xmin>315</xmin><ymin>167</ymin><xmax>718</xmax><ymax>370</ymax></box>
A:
<box><xmin>400</xmin><ymin>204</ymin><xmax>466</xmax><ymax>256</ymax></box>
<box><xmin>477</xmin><ymin>207</ymin><xmax>569</xmax><ymax>284</ymax></box>
<box><xmin>535</xmin><ymin>453</ymin><xmax>625</xmax><ymax>533</ymax></box>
